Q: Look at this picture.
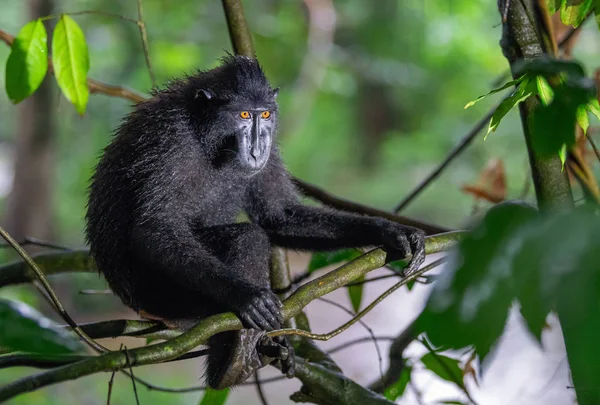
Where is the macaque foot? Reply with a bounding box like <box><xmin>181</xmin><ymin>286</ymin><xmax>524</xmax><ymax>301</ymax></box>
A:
<box><xmin>212</xmin><ymin>329</ymin><xmax>295</xmax><ymax>389</ymax></box>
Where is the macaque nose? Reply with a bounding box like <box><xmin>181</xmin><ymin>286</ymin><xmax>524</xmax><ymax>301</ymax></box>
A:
<box><xmin>251</xmin><ymin>117</ymin><xmax>261</xmax><ymax>160</ymax></box>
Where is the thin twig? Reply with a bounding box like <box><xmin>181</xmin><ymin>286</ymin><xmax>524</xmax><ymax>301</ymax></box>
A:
<box><xmin>107</xmin><ymin>344</ymin><xmax>123</xmax><ymax>405</ymax></box>
<box><xmin>40</xmin><ymin>10</ymin><xmax>138</xmax><ymax>24</ymax></box>
<box><xmin>268</xmin><ymin>257</ymin><xmax>446</xmax><ymax>340</ymax></box>
<box><xmin>393</xmin><ymin>106</ymin><xmax>498</xmax><ymax>213</ymax></box>
<box><xmin>106</xmin><ymin>369</ymin><xmax>117</xmax><ymax>405</ymax></box>
<box><xmin>326</xmin><ymin>336</ymin><xmax>397</xmax><ymax>354</ymax></box>
<box><xmin>294</xmin><ymin>178</ymin><xmax>449</xmax><ymax>235</ymax></box>
<box><xmin>255</xmin><ymin>370</ymin><xmax>270</xmax><ymax>405</ymax></box>
<box><xmin>0</xmin><ymin>237</ymin><xmax>72</xmax><ymax>251</ymax></box>
<box><xmin>587</xmin><ymin>135</ymin><xmax>600</xmax><ymax>164</ymax></box>
<box><xmin>123</xmin><ymin>348</ymin><xmax>141</xmax><ymax>405</ymax></box>
<box><xmin>0</xmin><ymin>226</ymin><xmax>106</xmax><ymax>353</ymax></box>
<box><xmin>136</xmin><ymin>0</ymin><xmax>156</xmax><ymax>88</ymax></box>
<box><xmin>318</xmin><ymin>297</ymin><xmax>384</xmax><ymax>381</ymax></box>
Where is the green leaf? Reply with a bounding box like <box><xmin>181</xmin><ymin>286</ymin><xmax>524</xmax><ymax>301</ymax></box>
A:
<box><xmin>547</xmin><ymin>0</ymin><xmax>562</xmax><ymax>13</ymax></box>
<box><xmin>530</xmin><ymin>80</ymin><xmax>592</xmax><ymax>156</ymax></box>
<box><xmin>576</xmin><ymin>104</ymin><xmax>589</xmax><ymax>135</ymax></box>
<box><xmin>560</xmin><ymin>0</ymin><xmax>594</xmax><ymax>27</ymax></box>
<box><xmin>348</xmin><ymin>276</ymin><xmax>364</xmax><ymax>313</ymax></box>
<box><xmin>406</xmin><ymin>280</ymin><xmax>416</xmax><ymax>291</ymax></box>
<box><xmin>307</xmin><ymin>249</ymin><xmax>362</xmax><ymax>273</ymax></box>
<box><xmin>596</xmin><ymin>0</ymin><xmax>600</xmax><ymax>29</ymax></box>
<box><xmin>421</xmin><ymin>353</ymin><xmax>465</xmax><ymax>388</ymax></box>
<box><xmin>417</xmin><ymin>202</ymin><xmax>538</xmax><ymax>361</ymax></box>
<box><xmin>51</xmin><ymin>15</ymin><xmax>89</xmax><ymax>114</ymax></box>
<box><xmin>198</xmin><ymin>388</ymin><xmax>229</xmax><ymax>405</ymax></box>
<box><xmin>387</xmin><ymin>259</ymin><xmax>408</xmax><ymax>274</ymax></box>
<box><xmin>0</xmin><ymin>299</ymin><xmax>83</xmax><ymax>354</ymax></box>
<box><xmin>487</xmin><ymin>78</ymin><xmax>535</xmax><ymax>135</ymax></box>
<box><xmin>5</xmin><ymin>19</ymin><xmax>48</xmax><ymax>103</ymax></box>
<box><xmin>536</xmin><ymin>75</ymin><xmax>554</xmax><ymax>106</ymax></box>
<box><xmin>586</xmin><ymin>98</ymin><xmax>600</xmax><ymax>121</ymax></box>
<box><xmin>558</xmin><ymin>144</ymin><xmax>567</xmax><ymax>171</ymax></box>
<box><xmin>420</xmin><ymin>205</ymin><xmax>600</xmax><ymax>401</ymax></box>
<box><xmin>464</xmin><ymin>76</ymin><xmax>526</xmax><ymax>109</ymax></box>
<box><xmin>383</xmin><ymin>365</ymin><xmax>412</xmax><ymax>400</ymax></box>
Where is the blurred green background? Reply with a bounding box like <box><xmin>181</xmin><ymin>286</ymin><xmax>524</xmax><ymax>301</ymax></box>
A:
<box><xmin>0</xmin><ymin>0</ymin><xmax>598</xmax><ymax>404</ymax></box>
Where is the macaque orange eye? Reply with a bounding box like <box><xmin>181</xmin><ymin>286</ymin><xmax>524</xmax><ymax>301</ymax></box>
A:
<box><xmin>240</xmin><ymin>111</ymin><xmax>250</xmax><ymax>119</ymax></box>
<box><xmin>261</xmin><ymin>111</ymin><xmax>271</xmax><ymax>119</ymax></box>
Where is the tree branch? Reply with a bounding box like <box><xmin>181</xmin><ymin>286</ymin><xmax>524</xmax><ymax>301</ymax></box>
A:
<box><xmin>294</xmin><ymin>179</ymin><xmax>449</xmax><ymax>235</ymax></box>
<box><xmin>0</xmin><ymin>232</ymin><xmax>461</xmax><ymax>402</ymax></box>
<box><xmin>0</xmin><ymin>249</ymin><xmax>94</xmax><ymax>287</ymax></box>
<box><xmin>368</xmin><ymin>320</ymin><xmax>416</xmax><ymax>393</ymax></box>
<box><xmin>221</xmin><ymin>0</ymin><xmax>255</xmax><ymax>58</ymax></box>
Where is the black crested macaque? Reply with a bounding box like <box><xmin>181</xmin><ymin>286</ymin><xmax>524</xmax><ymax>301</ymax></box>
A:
<box><xmin>85</xmin><ymin>55</ymin><xmax>425</xmax><ymax>389</ymax></box>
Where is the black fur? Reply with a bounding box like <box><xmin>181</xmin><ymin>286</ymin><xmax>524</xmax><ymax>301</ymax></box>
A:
<box><xmin>85</xmin><ymin>55</ymin><xmax>425</xmax><ymax>388</ymax></box>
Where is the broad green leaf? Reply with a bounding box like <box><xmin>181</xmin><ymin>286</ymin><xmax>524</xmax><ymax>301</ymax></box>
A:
<box><xmin>0</xmin><ymin>299</ymin><xmax>83</xmax><ymax>354</ymax></box>
<box><xmin>576</xmin><ymin>104</ymin><xmax>589</xmax><ymax>135</ymax></box>
<box><xmin>516</xmin><ymin>209</ymin><xmax>600</xmax><ymax>402</ymax></box>
<box><xmin>5</xmin><ymin>19</ymin><xmax>48</xmax><ymax>103</ymax></box>
<box><xmin>536</xmin><ymin>76</ymin><xmax>554</xmax><ymax>106</ymax></box>
<box><xmin>421</xmin><ymin>353</ymin><xmax>464</xmax><ymax>388</ymax></box>
<box><xmin>530</xmin><ymin>80</ymin><xmax>592</xmax><ymax>156</ymax></box>
<box><xmin>487</xmin><ymin>78</ymin><xmax>535</xmax><ymax>135</ymax></box>
<box><xmin>586</xmin><ymin>98</ymin><xmax>600</xmax><ymax>120</ymax></box>
<box><xmin>560</xmin><ymin>0</ymin><xmax>594</xmax><ymax>27</ymax></box>
<box><xmin>307</xmin><ymin>249</ymin><xmax>362</xmax><ymax>273</ymax></box>
<box><xmin>417</xmin><ymin>202</ymin><xmax>538</xmax><ymax>361</ymax></box>
<box><xmin>383</xmin><ymin>365</ymin><xmax>412</xmax><ymax>400</ymax></box>
<box><xmin>420</xmin><ymin>205</ymin><xmax>600</xmax><ymax>401</ymax></box>
<box><xmin>198</xmin><ymin>388</ymin><xmax>229</xmax><ymax>405</ymax></box>
<box><xmin>464</xmin><ymin>76</ymin><xmax>526</xmax><ymax>109</ymax></box>
<box><xmin>52</xmin><ymin>15</ymin><xmax>89</xmax><ymax>114</ymax></box>
<box><xmin>596</xmin><ymin>0</ymin><xmax>600</xmax><ymax>29</ymax></box>
<box><xmin>547</xmin><ymin>0</ymin><xmax>562</xmax><ymax>13</ymax></box>
<box><xmin>348</xmin><ymin>276</ymin><xmax>364</xmax><ymax>313</ymax></box>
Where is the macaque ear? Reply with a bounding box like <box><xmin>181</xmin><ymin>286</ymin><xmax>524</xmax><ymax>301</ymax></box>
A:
<box><xmin>195</xmin><ymin>88</ymin><xmax>213</xmax><ymax>100</ymax></box>
<box><xmin>271</xmin><ymin>87</ymin><xmax>280</xmax><ymax>99</ymax></box>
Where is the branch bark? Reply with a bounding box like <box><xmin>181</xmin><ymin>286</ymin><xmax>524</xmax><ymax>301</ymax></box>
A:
<box><xmin>499</xmin><ymin>0</ymin><xmax>573</xmax><ymax>210</ymax></box>
<box><xmin>294</xmin><ymin>179</ymin><xmax>449</xmax><ymax>235</ymax></box>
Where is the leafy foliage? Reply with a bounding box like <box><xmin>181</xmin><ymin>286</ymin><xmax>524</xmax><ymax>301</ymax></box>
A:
<box><xmin>418</xmin><ymin>202</ymin><xmax>600</xmax><ymax>402</ymax></box>
<box><xmin>421</xmin><ymin>352</ymin><xmax>464</xmax><ymax>388</ymax></box>
<box><xmin>348</xmin><ymin>275</ymin><xmax>364</xmax><ymax>312</ymax></box>
<box><xmin>383</xmin><ymin>365</ymin><xmax>412</xmax><ymax>401</ymax></box>
<box><xmin>51</xmin><ymin>15</ymin><xmax>90</xmax><ymax>114</ymax></box>
<box><xmin>0</xmin><ymin>299</ymin><xmax>83</xmax><ymax>354</ymax></box>
<box><xmin>559</xmin><ymin>0</ymin><xmax>594</xmax><ymax>27</ymax></box>
<box><xmin>5</xmin><ymin>19</ymin><xmax>48</xmax><ymax>103</ymax></box>
<box><xmin>466</xmin><ymin>58</ymin><xmax>598</xmax><ymax>158</ymax></box>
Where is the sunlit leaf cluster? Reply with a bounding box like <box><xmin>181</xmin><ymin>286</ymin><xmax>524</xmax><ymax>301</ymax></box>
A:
<box><xmin>4</xmin><ymin>15</ymin><xmax>89</xmax><ymax>114</ymax></box>
<box><xmin>466</xmin><ymin>58</ymin><xmax>599</xmax><ymax>165</ymax></box>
